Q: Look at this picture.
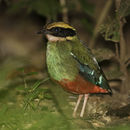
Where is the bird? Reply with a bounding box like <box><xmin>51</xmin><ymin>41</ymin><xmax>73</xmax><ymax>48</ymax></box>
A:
<box><xmin>38</xmin><ymin>22</ymin><xmax>112</xmax><ymax>117</ymax></box>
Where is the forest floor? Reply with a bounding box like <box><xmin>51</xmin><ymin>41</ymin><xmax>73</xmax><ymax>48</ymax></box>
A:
<box><xmin>0</xmin><ymin>16</ymin><xmax>130</xmax><ymax>130</ymax></box>
<box><xmin>0</xmin><ymin>67</ymin><xmax>130</xmax><ymax>130</ymax></box>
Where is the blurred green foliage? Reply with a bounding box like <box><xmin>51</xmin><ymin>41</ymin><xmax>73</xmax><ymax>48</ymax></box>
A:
<box><xmin>8</xmin><ymin>0</ymin><xmax>61</xmax><ymax>20</ymax></box>
<box><xmin>99</xmin><ymin>0</ymin><xmax>130</xmax><ymax>42</ymax></box>
<box><xmin>117</xmin><ymin>0</ymin><xmax>130</xmax><ymax>18</ymax></box>
<box><xmin>0</xmin><ymin>105</ymin><xmax>72</xmax><ymax>129</ymax></box>
<box><xmin>79</xmin><ymin>0</ymin><xmax>95</xmax><ymax>35</ymax></box>
<box><xmin>99</xmin><ymin>17</ymin><xmax>120</xmax><ymax>42</ymax></box>
<box><xmin>99</xmin><ymin>124</ymin><xmax>130</xmax><ymax>130</ymax></box>
<box><xmin>79</xmin><ymin>0</ymin><xmax>94</xmax><ymax>17</ymax></box>
<box><xmin>5</xmin><ymin>0</ymin><xmax>95</xmax><ymax>34</ymax></box>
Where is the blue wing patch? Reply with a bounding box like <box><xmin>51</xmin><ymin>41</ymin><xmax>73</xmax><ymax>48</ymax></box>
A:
<box><xmin>70</xmin><ymin>52</ymin><xmax>112</xmax><ymax>94</ymax></box>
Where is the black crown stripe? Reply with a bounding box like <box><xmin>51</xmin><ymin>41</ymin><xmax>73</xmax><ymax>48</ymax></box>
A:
<box><xmin>48</xmin><ymin>27</ymin><xmax>76</xmax><ymax>37</ymax></box>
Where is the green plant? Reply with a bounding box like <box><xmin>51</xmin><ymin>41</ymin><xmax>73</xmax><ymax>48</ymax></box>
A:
<box><xmin>9</xmin><ymin>0</ymin><xmax>61</xmax><ymax>21</ymax></box>
<box><xmin>99</xmin><ymin>0</ymin><xmax>130</xmax><ymax>93</ymax></box>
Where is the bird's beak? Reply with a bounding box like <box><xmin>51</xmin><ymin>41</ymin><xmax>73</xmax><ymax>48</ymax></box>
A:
<box><xmin>37</xmin><ymin>28</ymin><xmax>46</xmax><ymax>34</ymax></box>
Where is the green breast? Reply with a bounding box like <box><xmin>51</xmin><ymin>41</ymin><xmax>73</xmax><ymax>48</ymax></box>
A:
<box><xmin>46</xmin><ymin>41</ymin><xmax>78</xmax><ymax>81</ymax></box>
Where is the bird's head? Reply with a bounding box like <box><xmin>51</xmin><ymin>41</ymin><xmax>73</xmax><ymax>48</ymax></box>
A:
<box><xmin>37</xmin><ymin>22</ymin><xmax>77</xmax><ymax>42</ymax></box>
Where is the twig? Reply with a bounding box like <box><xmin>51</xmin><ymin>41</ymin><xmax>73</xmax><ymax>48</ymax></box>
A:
<box><xmin>115</xmin><ymin>0</ymin><xmax>128</xmax><ymax>93</ymax></box>
<box><xmin>115</xmin><ymin>0</ymin><xmax>126</xmax><ymax>62</ymax></box>
<box><xmin>59</xmin><ymin>0</ymin><xmax>68</xmax><ymax>22</ymax></box>
<box><xmin>89</xmin><ymin>0</ymin><xmax>113</xmax><ymax>48</ymax></box>
<box><xmin>115</xmin><ymin>42</ymin><xmax>120</xmax><ymax>59</ymax></box>
<box><xmin>31</xmin><ymin>77</ymin><xmax>50</xmax><ymax>92</ymax></box>
<box><xmin>119</xmin><ymin>20</ymin><xmax>126</xmax><ymax>62</ymax></box>
<box><xmin>22</xmin><ymin>69</ymin><xmax>28</xmax><ymax>89</ymax></box>
<box><xmin>125</xmin><ymin>57</ymin><xmax>130</xmax><ymax>67</ymax></box>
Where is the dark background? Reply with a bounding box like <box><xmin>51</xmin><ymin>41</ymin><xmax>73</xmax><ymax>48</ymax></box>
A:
<box><xmin>0</xmin><ymin>0</ymin><xmax>130</xmax><ymax>129</ymax></box>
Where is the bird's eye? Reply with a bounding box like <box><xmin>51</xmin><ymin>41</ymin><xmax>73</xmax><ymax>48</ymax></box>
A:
<box><xmin>55</xmin><ymin>27</ymin><xmax>59</xmax><ymax>32</ymax></box>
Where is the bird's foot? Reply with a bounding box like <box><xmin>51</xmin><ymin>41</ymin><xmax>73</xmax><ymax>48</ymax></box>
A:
<box><xmin>80</xmin><ymin>94</ymin><xmax>89</xmax><ymax>117</ymax></box>
<box><xmin>73</xmin><ymin>95</ymin><xmax>83</xmax><ymax>118</ymax></box>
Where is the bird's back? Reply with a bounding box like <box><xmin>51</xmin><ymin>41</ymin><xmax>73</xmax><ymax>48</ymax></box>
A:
<box><xmin>70</xmin><ymin>37</ymin><xmax>112</xmax><ymax>94</ymax></box>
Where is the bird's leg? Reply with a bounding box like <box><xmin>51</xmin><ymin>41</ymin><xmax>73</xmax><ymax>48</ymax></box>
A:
<box><xmin>73</xmin><ymin>94</ymin><xmax>83</xmax><ymax>117</ymax></box>
<box><xmin>80</xmin><ymin>94</ymin><xmax>89</xmax><ymax>117</ymax></box>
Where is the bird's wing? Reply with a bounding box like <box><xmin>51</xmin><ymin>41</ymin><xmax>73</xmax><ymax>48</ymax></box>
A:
<box><xmin>70</xmin><ymin>40</ymin><xmax>112</xmax><ymax>94</ymax></box>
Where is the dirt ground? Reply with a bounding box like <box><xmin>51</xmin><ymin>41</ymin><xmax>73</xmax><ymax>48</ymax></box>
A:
<box><xmin>0</xmin><ymin>14</ymin><xmax>130</xmax><ymax>130</ymax></box>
